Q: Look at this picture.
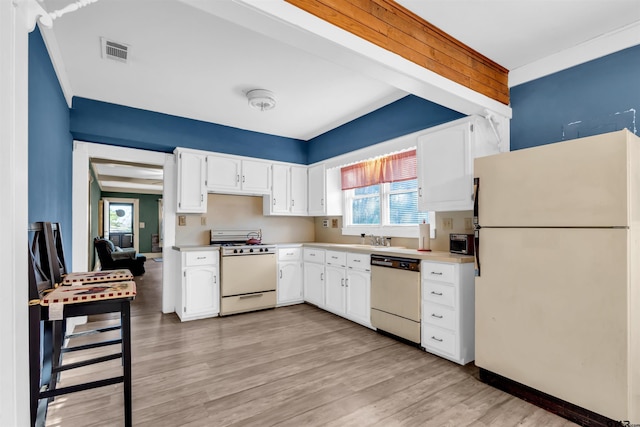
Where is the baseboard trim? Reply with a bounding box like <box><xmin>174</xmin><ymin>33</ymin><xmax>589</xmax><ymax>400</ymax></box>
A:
<box><xmin>478</xmin><ymin>368</ymin><xmax>625</xmax><ymax>427</ymax></box>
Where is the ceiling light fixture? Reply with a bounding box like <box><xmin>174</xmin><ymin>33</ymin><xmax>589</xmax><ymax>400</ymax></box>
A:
<box><xmin>247</xmin><ymin>89</ymin><xmax>276</xmax><ymax>112</ymax></box>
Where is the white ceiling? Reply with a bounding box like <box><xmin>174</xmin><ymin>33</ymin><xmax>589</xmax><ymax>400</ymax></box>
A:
<box><xmin>41</xmin><ymin>0</ymin><xmax>640</xmax><ymax>193</ymax></box>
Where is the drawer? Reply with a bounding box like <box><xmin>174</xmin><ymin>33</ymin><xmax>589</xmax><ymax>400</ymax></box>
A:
<box><xmin>347</xmin><ymin>252</ymin><xmax>370</xmax><ymax>271</ymax></box>
<box><xmin>423</xmin><ymin>281</ymin><xmax>455</xmax><ymax>308</ymax></box>
<box><xmin>278</xmin><ymin>247</ymin><xmax>301</xmax><ymax>261</ymax></box>
<box><xmin>422</xmin><ymin>261</ymin><xmax>456</xmax><ymax>284</ymax></box>
<box><xmin>184</xmin><ymin>251</ymin><xmax>218</xmax><ymax>267</ymax></box>
<box><xmin>303</xmin><ymin>248</ymin><xmax>325</xmax><ymax>263</ymax></box>
<box><xmin>422</xmin><ymin>301</ymin><xmax>456</xmax><ymax>331</ymax></box>
<box><xmin>326</xmin><ymin>250</ymin><xmax>346</xmax><ymax>266</ymax></box>
<box><xmin>220</xmin><ymin>291</ymin><xmax>276</xmax><ymax>316</ymax></box>
<box><xmin>422</xmin><ymin>324</ymin><xmax>456</xmax><ymax>356</ymax></box>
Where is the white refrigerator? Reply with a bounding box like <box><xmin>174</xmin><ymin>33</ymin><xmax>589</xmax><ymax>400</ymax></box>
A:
<box><xmin>473</xmin><ymin>129</ymin><xmax>639</xmax><ymax>424</ymax></box>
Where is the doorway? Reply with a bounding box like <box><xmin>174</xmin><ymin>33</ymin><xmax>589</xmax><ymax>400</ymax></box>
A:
<box><xmin>102</xmin><ymin>198</ymin><xmax>140</xmax><ymax>252</ymax></box>
<box><xmin>72</xmin><ymin>141</ymin><xmax>176</xmax><ymax>314</ymax></box>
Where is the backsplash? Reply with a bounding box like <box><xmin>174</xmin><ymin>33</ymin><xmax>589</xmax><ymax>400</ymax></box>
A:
<box><xmin>174</xmin><ymin>194</ymin><xmax>315</xmax><ymax>246</ymax></box>
<box><xmin>313</xmin><ymin>211</ymin><xmax>474</xmax><ymax>252</ymax></box>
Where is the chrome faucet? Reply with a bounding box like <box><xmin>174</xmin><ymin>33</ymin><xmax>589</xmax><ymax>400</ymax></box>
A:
<box><xmin>369</xmin><ymin>235</ymin><xmax>387</xmax><ymax>246</ymax></box>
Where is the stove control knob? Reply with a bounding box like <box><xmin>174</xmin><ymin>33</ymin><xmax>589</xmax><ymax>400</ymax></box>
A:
<box><xmin>263</xmin><ymin>247</ymin><xmax>269</xmax><ymax>252</ymax></box>
<box><xmin>250</xmin><ymin>248</ymin><xmax>254</xmax><ymax>253</ymax></box>
<box><xmin>239</xmin><ymin>249</ymin><xmax>244</xmax><ymax>254</ymax></box>
<box><xmin>233</xmin><ymin>249</ymin><xmax>238</xmax><ymax>254</ymax></box>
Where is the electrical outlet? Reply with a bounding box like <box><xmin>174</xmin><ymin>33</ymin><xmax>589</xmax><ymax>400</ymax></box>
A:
<box><xmin>139</xmin><ymin>222</ymin><xmax>145</xmax><ymax>229</ymax></box>
<box><xmin>201</xmin><ymin>216</ymin><xmax>207</xmax><ymax>226</ymax></box>
<box><xmin>442</xmin><ymin>217</ymin><xmax>453</xmax><ymax>230</ymax></box>
<box><xmin>464</xmin><ymin>217</ymin><xmax>473</xmax><ymax>230</ymax></box>
<box><xmin>178</xmin><ymin>215</ymin><xmax>186</xmax><ymax>226</ymax></box>
<box><xmin>322</xmin><ymin>219</ymin><xmax>329</xmax><ymax>228</ymax></box>
<box><xmin>331</xmin><ymin>218</ymin><xmax>339</xmax><ymax>228</ymax></box>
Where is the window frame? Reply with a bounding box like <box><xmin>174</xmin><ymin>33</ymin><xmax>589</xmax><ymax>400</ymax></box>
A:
<box><xmin>342</xmin><ymin>180</ymin><xmax>435</xmax><ymax>239</ymax></box>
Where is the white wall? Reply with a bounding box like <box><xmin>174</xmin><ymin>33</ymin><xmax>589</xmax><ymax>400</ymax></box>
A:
<box><xmin>0</xmin><ymin>2</ymin><xmax>30</xmax><ymax>425</ymax></box>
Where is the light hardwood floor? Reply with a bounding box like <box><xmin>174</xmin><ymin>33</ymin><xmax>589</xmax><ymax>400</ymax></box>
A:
<box><xmin>45</xmin><ymin>261</ymin><xmax>577</xmax><ymax>426</ymax></box>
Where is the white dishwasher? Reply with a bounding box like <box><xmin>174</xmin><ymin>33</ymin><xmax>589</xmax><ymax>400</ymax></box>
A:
<box><xmin>370</xmin><ymin>254</ymin><xmax>421</xmax><ymax>344</ymax></box>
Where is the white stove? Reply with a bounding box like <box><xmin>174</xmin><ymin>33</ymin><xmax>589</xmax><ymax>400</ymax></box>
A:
<box><xmin>210</xmin><ymin>229</ymin><xmax>276</xmax><ymax>256</ymax></box>
<box><xmin>211</xmin><ymin>229</ymin><xmax>277</xmax><ymax>316</ymax></box>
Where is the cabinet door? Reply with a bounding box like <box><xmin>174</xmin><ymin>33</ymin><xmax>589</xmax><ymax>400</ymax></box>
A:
<box><xmin>417</xmin><ymin>122</ymin><xmax>473</xmax><ymax>211</ymax></box>
<box><xmin>270</xmin><ymin>164</ymin><xmax>290</xmax><ymax>214</ymax></box>
<box><xmin>307</xmin><ymin>164</ymin><xmax>326</xmax><ymax>215</ymax></box>
<box><xmin>303</xmin><ymin>262</ymin><xmax>324</xmax><ymax>307</ymax></box>
<box><xmin>177</xmin><ymin>151</ymin><xmax>206</xmax><ymax>213</ymax></box>
<box><xmin>206</xmin><ymin>155</ymin><xmax>241</xmax><ymax>192</ymax></box>
<box><xmin>324</xmin><ymin>265</ymin><xmax>346</xmax><ymax>315</ymax></box>
<box><xmin>278</xmin><ymin>261</ymin><xmax>303</xmax><ymax>305</ymax></box>
<box><xmin>184</xmin><ymin>266</ymin><xmax>218</xmax><ymax>316</ymax></box>
<box><xmin>290</xmin><ymin>166</ymin><xmax>308</xmax><ymax>215</ymax></box>
<box><xmin>346</xmin><ymin>269</ymin><xmax>370</xmax><ymax>326</ymax></box>
<box><xmin>241</xmin><ymin>159</ymin><xmax>271</xmax><ymax>194</ymax></box>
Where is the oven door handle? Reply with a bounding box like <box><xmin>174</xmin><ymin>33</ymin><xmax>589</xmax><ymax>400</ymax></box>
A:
<box><xmin>239</xmin><ymin>294</ymin><xmax>263</xmax><ymax>299</ymax></box>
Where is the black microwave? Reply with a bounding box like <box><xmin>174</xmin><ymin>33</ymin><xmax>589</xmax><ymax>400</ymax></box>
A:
<box><xmin>450</xmin><ymin>233</ymin><xmax>474</xmax><ymax>255</ymax></box>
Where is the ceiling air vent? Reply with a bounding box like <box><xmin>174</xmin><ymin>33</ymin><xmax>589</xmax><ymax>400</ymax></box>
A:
<box><xmin>101</xmin><ymin>37</ymin><xmax>129</xmax><ymax>63</ymax></box>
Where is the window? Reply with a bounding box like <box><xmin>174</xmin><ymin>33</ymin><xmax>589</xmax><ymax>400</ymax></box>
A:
<box><xmin>341</xmin><ymin>150</ymin><xmax>432</xmax><ymax>237</ymax></box>
<box><xmin>345</xmin><ymin>179</ymin><xmax>429</xmax><ymax>226</ymax></box>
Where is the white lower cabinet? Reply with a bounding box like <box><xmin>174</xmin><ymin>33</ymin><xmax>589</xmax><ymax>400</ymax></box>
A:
<box><xmin>323</xmin><ymin>251</ymin><xmax>371</xmax><ymax>328</ymax></box>
<box><xmin>177</xmin><ymin>250</ymin><xmax>220</xmax><ymax>321</ymax></box>
<box><xmin>277</xmin><ymin>247</ymin><xmax>303</xmax><ymax>306</ymax></box>
<box><xmin>303</xmin><ymin>248</ymin><xmax>325</xmax><ymax>308</ymax></box>
<box><xmin>345</xmin><ymin>267</ymin><xmax>370</xmax><ymax>326</ymax></box>
<box><xmin>421</xmin><ymin>260</ymin><xmax>475</xmax><ymax>364</ymax></box>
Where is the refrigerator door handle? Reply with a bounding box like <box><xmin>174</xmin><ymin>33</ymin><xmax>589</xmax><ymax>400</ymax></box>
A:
<box><xmin>473</xmin><ymin>177</ymin><xmax>481</xmax><ymax>276</ymax></box>
<box><xmin>473</xmin><ymin>177</ymin><xmax>479</xmax><ymax>227</ymax></box>
<box><xmin>474</xmin><ymin>228</ymin><xmax>481</xmax><ymax>277</ymax></box>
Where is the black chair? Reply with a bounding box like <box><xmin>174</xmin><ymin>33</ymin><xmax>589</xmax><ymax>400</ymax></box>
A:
<box><xmin>94</xmin><ymin>237</ymin><xmax>146</xmax><ymax>276</ymax></box>
<box><xmin>29</xmin><ymin>223</ymin><xmax>133</xmax><ymax>427</ymax></box>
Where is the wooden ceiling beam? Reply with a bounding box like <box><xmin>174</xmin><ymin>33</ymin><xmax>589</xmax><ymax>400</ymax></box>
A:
<box><xmin>285</xmin><ymin>0</ymin><xmax>509</xmax><ymax>105</ymax></box>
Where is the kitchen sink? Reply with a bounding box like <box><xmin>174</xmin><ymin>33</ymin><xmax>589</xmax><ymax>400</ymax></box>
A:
<box><xmin>346</xmin><ymin>244</ymin><xmax>406</xmax><ymax>250</ymax></box>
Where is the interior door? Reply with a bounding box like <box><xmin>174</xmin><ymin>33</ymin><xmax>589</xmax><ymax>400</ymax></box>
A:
<box><xmin>475</xmin><ymin>227</ymin><xmax>628</xmax><ymax>420</ymax></box>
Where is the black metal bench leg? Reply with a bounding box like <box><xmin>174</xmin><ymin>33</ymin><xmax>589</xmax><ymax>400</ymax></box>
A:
<box><xmin>121</xmin><ymin>301</ymin><xmax>132</xmax><ymax>427</ymax></box>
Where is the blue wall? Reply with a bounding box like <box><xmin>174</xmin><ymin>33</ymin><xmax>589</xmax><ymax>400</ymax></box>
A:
<box><xmin>70</xmin><ymin>97</ymin><xmax>308</xmax><ymax>164</ymax></box>
<box><xmin>29</xmin><ymin>27</ymin><xmax>73</xmax><ymax>269</ymax></box>
<box><xmin>510</xmin><ymin>44</ymin><xmax>640</xmax><ymax>150</ymax></box>
<box><xmin>307</xmin><ymin>95</ymin><xmax>464</xmax><ymax>163</ymax></box>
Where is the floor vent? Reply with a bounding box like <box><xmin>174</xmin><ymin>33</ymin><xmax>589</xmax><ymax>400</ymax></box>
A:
<box><xmin>101</xmin><ymin>37</ymin><xmax>129</xmax><ymax>63</ymax></box>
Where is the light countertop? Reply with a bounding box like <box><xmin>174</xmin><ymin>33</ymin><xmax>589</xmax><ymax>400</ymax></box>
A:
<box><xmin>303</xmin><ymin>243</ymin><xmax>474</xmax><ymax>264</ymax></box>
<box><xmin>172</xmin><ymin>245</ymin><xmax>220</xmax><ymax>252</ymax></box>
<box><xmin>172</xmin><ymin>242</ymin><xmax>472</xmax><ymax>263</ymax></box>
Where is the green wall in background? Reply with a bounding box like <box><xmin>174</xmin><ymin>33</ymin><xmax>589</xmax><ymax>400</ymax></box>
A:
<box><xmin>101</xmin><ymin>192</ymin><xmax>161</xmax><ymax>253</ymax></box>
<box><xmin>89</xmin><ymin>167</ymin><xmax>101</xmax><ymax>269</ymax></box>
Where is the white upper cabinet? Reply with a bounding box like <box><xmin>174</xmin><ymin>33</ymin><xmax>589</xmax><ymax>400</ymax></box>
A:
<box><xmin>205</xmin><ymin>155</ymin><xmax>241</xmax><ymax>192</ymax></box>
<box><xmin>241</xmin><ymin>159</ymin><xmax>271</xmax><ymax>194</ymax></box>
<box><xmin>417</xmin><ymin>117</ymin><xmax>501</xmax><ymax>212</ymax></box>
<box><xmin>264</xmin><ymin>164</ymin><xmax>308</xmax><ymax>216</ymax></box>
<box><xmin>290</xmin><ymin>166</ymin><xmax>308</xmax><ymax>215</ymax></box>
<box><xmin>175</xmin><ymin>149</ymin><xmax>206</xmax><ymax>213</ymax></box>
<box><xmin>206</xmin><ymin>154</ymin><xmax>271</xmax><ymax>195</ymax></box>
<box><xmin>308</xmin><ymin>164</ymin><xmax>342</xmax><ymax>216</ymax></box>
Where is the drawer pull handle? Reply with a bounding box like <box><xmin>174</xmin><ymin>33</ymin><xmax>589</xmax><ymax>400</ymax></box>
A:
<box><xmin>430</xmin><ymin>271</ymin><xmax>443</xmax><ymax>275</ymax></box>
<box><xmin>431</xmin><ymin>314</ymin><xmax>443</xmax><ymax>319</ymax></box>
<box><xmin>286</xmin><ymin>252</ymin><xmax>294</xmax><ymax>256</ymax></box>
<box><xmin>196</xmin><ymin>256</ymin><xmax>206</xmax><ymax>260</ymax></box>
<box><xmin>431</xmin><ymin>336</ymin><xmax>443</xmax><ymax>342</ymax></box>
<box><xmin>430</xmin><ymin>291</ymin><xmax>443</xmax><ymax>296</ymax></box>
<box><xmin>353</xmin><ymin>259</ymin><xmax>360</xmax><ymax>262</ymax></box>
<box><xmin>239</xmin><ymin>294</ymin><xmax>263</xmax><ymax>299</ymax></box>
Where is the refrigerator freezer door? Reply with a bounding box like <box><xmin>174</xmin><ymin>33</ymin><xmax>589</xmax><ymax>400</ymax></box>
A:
<box><xmin>475</xmin><ymin>227</ymin><xmax>629</xmax><ymax>421</ymax></box>
<box><xmin>474</xmin><ymin>130</ymin><xmax>630</xmax><ymax>227</ymax></box>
